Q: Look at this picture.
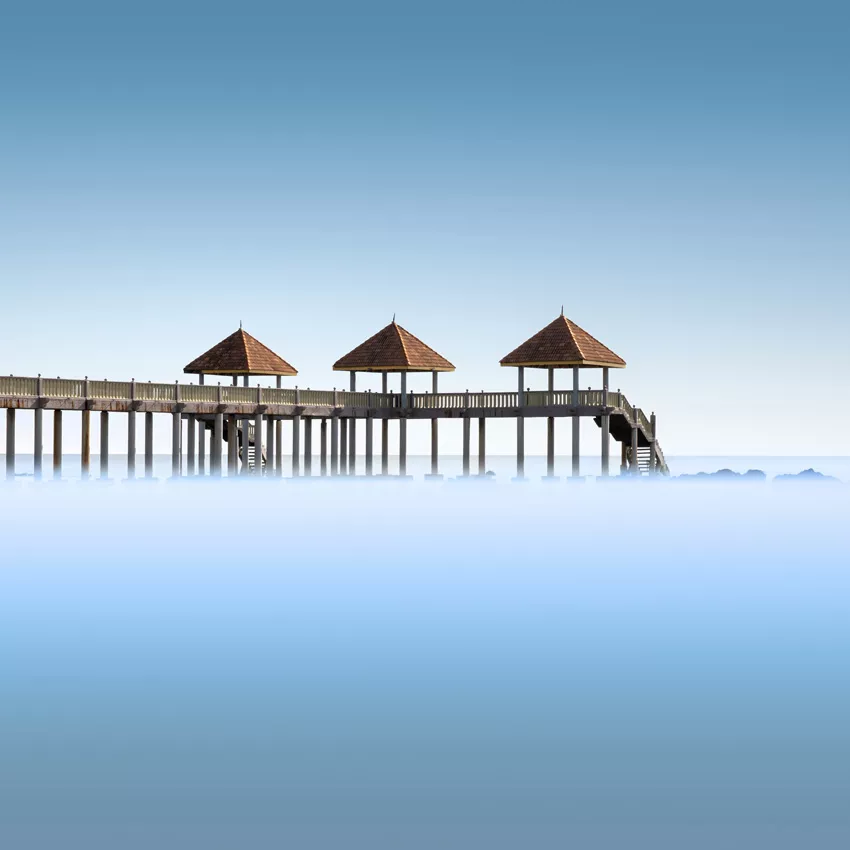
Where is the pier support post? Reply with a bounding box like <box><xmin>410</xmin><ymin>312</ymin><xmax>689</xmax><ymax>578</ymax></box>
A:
<box><xmin>34</xmin><ymin>407</ymin><xmax>43</xmax><ymax>481</ymax></box>
<box><xmin>321</xmin><ymin>419</ymin><xmax>328</xmax><ymax>475</ymax></box>
<box><xmin>5</xmin><ymin>409</ymin><xmax>15</xmax><ymax>481</ymax></box>
<box><xmin>431</xmin><ymin>371</ymin><xmax>439</xmax><ymax>475</ymax></box>
<box><xmin>631</xmin><ymin>411</ymin><xmax>639</xmax><ymax>477</ymax></box>
<box><xmin>212</xmin><ymin>412</ymin><xmax>223</xmax><ymax>477</ymax></box>
<box><xmin>240</xmin><ymin>422</ymin><xmax>249</xmax><ymax>475</ymax></box>
<box><xmin>621</xmin><ymin>440</ymin><xmax>628</xmax><ymax>475</ymax></box>
<box><xmin>172</xmin><ymin>412</ymin><xmax>181</xmax><ymax>477</ymax></box>
<box><xmin>331</xmin><ymin>416</ymin><xmax>339</xmax><ymax>476</ymax></box>
<box><xmin>291</xmin><ymin>414</ymin><xmax>300</xmax><ymax>477</ymax></box>
<box><xmin>365</xmin><ymin>416</ymin><xmax>373</xmax><ymax>475</ymax></box>
<box><xmin>127</xmin><ymin>411</ymin><xmax>136</xmax><ymax>479</ymax></box>
<box><xmin>304</xmin><ymin>417</ymin><xmax>312</xmax><ymax>476</ymax></box>
<box><xmin>650</xmin><ymin>412</ymin><xmax>657</xmax><ymax>475</ymax></box>
<box><xmin>478</xmin><ymin>417</ymin><xmax>486</xmax><ymax>475</ymax></box>
<box><xmin>53</xmin><ymin>410</ymin><xmax>63</xmax><ymax>480</ymax></box>
<box><xmin>100</xmin><ymin>411</ymin><xmax>109</xmax><ymax>479</ymax></box>
<box><xmin>462</xmin><ymin>396</ymin><xmax>470</xmax><ymax>476</ymax></box>
<box><xmin>601</xmin><ymin>367</ymin><xmax>610</xmax><ymax>477</ymax></box>
<box><xmin>516</xmin><ymin>367</ymin><xmax>525</xmax><ymax>479</ymax></box>
<box><xmin>198</xmin><ymin>418</ymin><xmax>206</xmax><ymax>476</ymax></box>
<box><xmin>186</xmin><ymin>416</ymin><xmax>195</xmax><ymax>476</ymax></box>
<box><xmin>267</xmin><ymin>417</ymin><xmax>276</xmax><ymax>477</ymax></box>
<box><xmin>340</xmin><ymin>418</ymin><xmax>347</xmax><ymax>476</ymax></box>
<box><xmin>144</xmin><ymin>411</ymin><xmax>153</xmax><ymax>478</ymax></box>
<box><xmin>572</xmin><ymin>366</ymin><xmax>580</xmax><ymax>478</ymax></box>
<box><xmin>275</xmin><ymin>420</ymin><xmax>283</xmax><ymax>477</ymax></box>
<box><xmin>227</xmin><ymin>416</ymin><xmax>238</xmax><ymax>476</ymax></box>
<box><xmin>266</xmin><ymin>416</ymin><xmax>275</xmax><ymax>475</ymax></box>
<box><xmin>81</xmin><ymin>409</ymin><xmax>91</xmax><ymax>480</ymax></box>
<box><xmin>546</xmin><ymin>366</ymin><xmax>555</xmax><ymax>477</ymax></box>
<box><xmin>256</xmin><ymin>411</ymin><xmax>266</xmax><ymax>476</ymax></box>
<box><xmin>381</xmin><ymin>372</ymin><xmax>389</xmax><ymax>474</ymax></box>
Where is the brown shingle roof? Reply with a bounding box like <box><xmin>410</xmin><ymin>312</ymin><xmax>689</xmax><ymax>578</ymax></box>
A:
<box><xmin>333</xmin><ymin>322</ymin><xmax>455</xmax><ymax>373</ymax></box>
<box><xmin>500</xmin><ymin>314</ymin><xmax>626</xmax><ymax>369</ymax></box>
<box><xmin>184</xmin><ymin>329</ymin><xmax>298</xmax><ymax>376</ymax></box>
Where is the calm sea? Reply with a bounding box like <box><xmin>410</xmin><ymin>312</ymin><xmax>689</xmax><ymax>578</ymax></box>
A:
<box><xmin>1</xmin><ymin>463</ymin><xmax>848</xmax><ymax>848</ymax></box>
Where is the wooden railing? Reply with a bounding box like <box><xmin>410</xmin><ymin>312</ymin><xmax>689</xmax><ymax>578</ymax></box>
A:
<box><xmin>0</xmin><ymin>375</ymin><xmax>637</xmax><ymax>415</ymax></box>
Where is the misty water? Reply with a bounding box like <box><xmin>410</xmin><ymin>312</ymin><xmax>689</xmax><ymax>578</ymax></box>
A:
<box><xmin>1</xmin><ymin>466</ymin><xmax>849</xmax><ymax>848</ymax></box>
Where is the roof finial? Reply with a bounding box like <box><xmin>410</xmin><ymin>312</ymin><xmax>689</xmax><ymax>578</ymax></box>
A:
<box><xmin>392</xmin><ymin>312</ymin><xmax>396</xmax><ymax>324</ymax></box>
<box><xmin>560</xmin><ymin>304</ymin><xmax>564</xmax><ymax>316</ymax></box>
<box><xmin>239</xmin><ymin>319</ymin><xmax>243</xmax><ymax>329</ymax></box>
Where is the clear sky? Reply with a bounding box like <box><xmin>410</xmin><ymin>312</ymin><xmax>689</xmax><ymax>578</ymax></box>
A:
<box><xmin>1</xmin><ymin>1</ymin><xmax>848</xmax><ymax>456</ymax></box>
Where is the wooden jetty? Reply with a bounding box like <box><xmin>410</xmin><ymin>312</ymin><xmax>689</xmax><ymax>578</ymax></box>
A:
<box><xmin>1</xmin><ymin>314</ymin><xmax>669</xmax><ymax>481</ymax></box>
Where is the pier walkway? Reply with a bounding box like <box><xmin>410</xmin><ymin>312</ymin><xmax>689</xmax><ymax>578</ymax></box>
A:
<box><xmin>1</xmin><ymin>375</ymin><xmax>668</xmax><ymax>480</ymax></box>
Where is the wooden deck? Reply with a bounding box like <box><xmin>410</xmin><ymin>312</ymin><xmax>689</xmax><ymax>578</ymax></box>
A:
<box><xmin>0</xmin><ymin>375</ymin><xmax>669</xmax><ymax>477</ymax></box>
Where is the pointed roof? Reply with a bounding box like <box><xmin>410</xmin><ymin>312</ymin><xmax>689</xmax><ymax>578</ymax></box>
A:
<box><xmin>184</xmin><ymin>328</ymin><xmax>298</xmax><ymax>376</ymax></box>
<box><xmin>500</xmin><ymin>314</ymin><xmax>626</xmax><ymax>369</ymax></box>
<box><xmin>333</xmin><ymin>321</ymin><xmax>455</xmax><ymax>373</ymax></box>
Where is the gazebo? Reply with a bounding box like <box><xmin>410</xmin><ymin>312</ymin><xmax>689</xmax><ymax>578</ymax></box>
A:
<box><xmin>500</xmin><ymin>310</ymin><xmax>625</xmax><ymax>479</ymax></box>
<box><xmin>184</xmin><ymin>327</ymin><xmax>298</xmax><ymax>388</ymax></box>
<box><xmin>183</xmin><ymin>327</ymin><xmax>298</xmax><ymax>477</ymax></box>
<box><xmin>333</xmin><ymin>319</ymin><xmax>455</xmax><ymax>477</ymax></box>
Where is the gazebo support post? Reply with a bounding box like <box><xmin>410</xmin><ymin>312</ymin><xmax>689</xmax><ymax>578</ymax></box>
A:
<box><xmin>243</xmin><ymin>375</ymin><xmax>249</xmax><ymax>388</ymax></box>
<box><xmin>365</xmin><ymin>415</ymin><xmax>373</xmax><ymax>475</ymax></box>
<box><xmin>621</xmin><ymin>440</ymin><xmax>628</xmax><ymax>475</ymax></box>
<box><xmin>571</xmin><ymin>366</ymin><xmax>580</xmax><ymax>477</ymax></box>
<box><xmin>478</xmin><ymin>417</ymin><xmax>486</xmax><ymax>475</ymax></box>
<box><xmin>601</xmin><ymin>367</ymin><xmax>610</xmax><ymax>477</ymax></box>
<box><xmin>381</xmin><ymin>372</ymin><xmax>389</xmax><ymax>475</ymax></box>
<box><xmin>516</xmin><ymin>367</ymin><xmax>525</xmax><ymax>479</ymax></box>
<box><xmin>304</xmin><ymin>417</ymin><xmax>312</xmax><ymax>476</ymax></box>
<box><xmin>100</xmin><ymin>411</ymin><xmax>109</xmax><ymax>480</ymax></box>
<box><xmin>339</xmin><ymin>419</ymin><xmax>347</xmax><ymax>476</ymax></box>
<box><xmin>331</xmin><ymin>416</ymin><xmax>339</xmax><ymax>476</ymax></box>
<box><xmin>430</xmin><ymin>371</ymin><xmax>439</xmax><ymax>475</ymax></box>
<box><xmin>53</xmin><ymin>410</ymin><xmax>63</xmax><ymax>480</ymax></box>
<box><xmin>227</xmin><ymin>416</ymin><xmax>237</xmax><ymax>475</ymax></box>
<box><xmin>320</xmin><ymin>419</ymin><xmax>328</xmax><ymax>476</ymax></box>
<box><xmin>186</xmin><ymin>416</ymin><xmax>195</xmax><ymax>475</ymax></box>
<box><xmin>349</xmin><ymin>372</ymin><xmax>356</xmax><ymax>475</ymax></box>
<box><xmin>462</xmin><ymin>413</ymin><xmax>470</xmax><ymax>476</ymax></box>
<box><xmin>144</xmin><ymin>411</ymin><xmax>153</xmax><ymax>479</ymax></box>
<box><xmin>127</xmin><ymin>411</ymin><xmax>135</xmax><ymax>479</ymax></box>
<box><xmin>546</xmin><ymin>367</ymin><xmax>555</xmax><ymax>478</ymax></box>
<box><xmin>399</xmin><ymin>372</ymin><xmax>407</xmax><ymax>476</ymax></box>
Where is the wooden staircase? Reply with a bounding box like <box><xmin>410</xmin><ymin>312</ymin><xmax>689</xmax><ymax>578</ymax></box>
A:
<box><xmin>239</xmin><ymin>423</ymin><xmax>266</xmax><ymax>472</ymax></box>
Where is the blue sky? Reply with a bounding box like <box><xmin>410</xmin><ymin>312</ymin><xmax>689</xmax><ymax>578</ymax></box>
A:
<box><xmin>1</xmin><ymin>1</ymin><xmax>848</xmax><ymax>455</ymax></box>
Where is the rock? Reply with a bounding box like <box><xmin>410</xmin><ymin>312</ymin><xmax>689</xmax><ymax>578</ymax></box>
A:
<box><xmin>774</xmin><ymin>468</ymin><xmax>841</xmax><ymax>483</ymax></box>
